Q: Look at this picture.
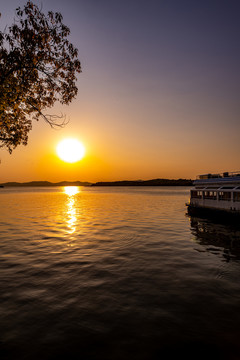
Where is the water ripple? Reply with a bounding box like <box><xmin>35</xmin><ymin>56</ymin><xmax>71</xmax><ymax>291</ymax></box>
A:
<box><xmin>1</xmin><ymin>187</ymin><xmax>240</xmax><ymax>359</ymax></box>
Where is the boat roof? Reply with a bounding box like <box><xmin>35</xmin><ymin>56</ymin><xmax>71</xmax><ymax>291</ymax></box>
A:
<box><xmin>194</xmin><ymin>171</ymin><xmax>240</xmax><ymax>186</ymax></box>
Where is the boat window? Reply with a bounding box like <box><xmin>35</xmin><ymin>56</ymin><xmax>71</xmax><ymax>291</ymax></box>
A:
<box><xmin>191</xmin><ymin>190</ymin><xmax>202</xmax><ymax>199</ymax></box>
<box><xmin>233</xmin><ymin>192</ymin><xmax>240</xmax><ymax>202</ymax></box>
<box><xmin>221</xmin><ymin>186</ymin><xmax>235</xmax><ymax>189</ymax></box>
<box><xmin>219</xmin><ymin>191</ymin><xmax>231</xmax><ymax>201</ymax></box>
<box><xmin>203</xmin><ymin>191</ymin><xmax>217</xmax><ymax>200</ymax></box>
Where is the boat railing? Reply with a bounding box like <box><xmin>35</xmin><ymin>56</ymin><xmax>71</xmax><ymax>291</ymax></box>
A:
<box><xmin>197</xmin><ymin>171</ymin><xmax>240</xmax><ymax>180</ymax></box>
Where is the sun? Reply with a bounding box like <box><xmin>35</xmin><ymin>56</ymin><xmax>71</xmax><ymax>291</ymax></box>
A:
<box><xmin>56</xmin><ymin>138</ymin><xmax>85</xmax><ymax>163</ymax></box>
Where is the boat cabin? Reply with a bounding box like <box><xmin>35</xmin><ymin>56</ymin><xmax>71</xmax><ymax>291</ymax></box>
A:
<box><xmin>188</xmin><ymin>171</ymin><xmax>240</xmax><ymax>215</ymax></box>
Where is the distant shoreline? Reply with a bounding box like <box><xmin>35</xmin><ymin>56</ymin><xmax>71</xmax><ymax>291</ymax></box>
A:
<box><xmin>0</xmin><ymin>181</ymin><xmax>92</xmax><ymax>187</ymax></box>
<box><xmin>92</xmin><ymin>179</ymin><xmax>192</xmax><ymax>186</ymax></box>
<box><xmin>0</xmin><ymin>179</ymin><xmax>193</xmax><ymax>187</ymax></box>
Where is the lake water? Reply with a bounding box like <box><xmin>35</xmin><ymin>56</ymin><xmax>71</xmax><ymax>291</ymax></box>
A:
<box><xmin>1</xmin><ymin>186</ymin><xmax>240</xmax><ymax>359</ymax></box>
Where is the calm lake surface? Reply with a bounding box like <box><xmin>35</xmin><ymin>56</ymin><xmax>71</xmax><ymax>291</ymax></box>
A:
<box><xmin>1</xmin><ymin>186</ymin><xmax>240</xmax><ymax>359</ymax></box>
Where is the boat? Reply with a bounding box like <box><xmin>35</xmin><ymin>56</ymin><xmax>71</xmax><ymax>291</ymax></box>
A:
<box><xmin>186</xmin><ymin>171</ymin><xmax>240</xmax><ymax>222</ymax></box>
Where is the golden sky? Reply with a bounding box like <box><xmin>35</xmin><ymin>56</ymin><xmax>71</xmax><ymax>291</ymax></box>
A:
<box><xmin>1</xmin><ymin>0</ymin><xmax>240</xmax><ymax>182</ymax></box>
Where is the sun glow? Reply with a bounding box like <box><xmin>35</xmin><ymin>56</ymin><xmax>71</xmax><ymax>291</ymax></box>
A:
<box><xmin>57</xmin><ymin>138</ymin><xmax>85</xmax><ymax>163</ymax></box>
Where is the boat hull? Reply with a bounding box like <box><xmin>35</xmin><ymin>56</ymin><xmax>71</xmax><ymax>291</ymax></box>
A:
<box><xmin>187</xmin><ymin>203</ymin><xmax>240</xmax><ymax>223</ymax></box>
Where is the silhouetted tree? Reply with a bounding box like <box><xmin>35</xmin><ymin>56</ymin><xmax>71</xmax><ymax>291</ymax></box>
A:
<box><xmin>0</xmin><ymin>1</ymin><xmax>81</xmax><ymax>153</ymax></box>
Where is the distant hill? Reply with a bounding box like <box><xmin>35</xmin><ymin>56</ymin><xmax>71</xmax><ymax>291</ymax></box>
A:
<box><xmin>91</xmin><ymin>179</ymin><xmax>193</xmax><ymax>186</ymax></box>
<box><xmin>0</xmin><ymin>178</ymin><xmax>193</xmax><ymax>187</ymax></box>
<box><xmin>0</xmin><ymin>181</ymin><xmax>92</xmax><ymax>187</ymax></box>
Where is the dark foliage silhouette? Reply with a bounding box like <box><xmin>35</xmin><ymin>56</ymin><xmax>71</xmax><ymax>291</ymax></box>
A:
<box><xmin>0</xmin><ymin>1</ymin><xmax>81</xmax><ymax>153</ymax></box>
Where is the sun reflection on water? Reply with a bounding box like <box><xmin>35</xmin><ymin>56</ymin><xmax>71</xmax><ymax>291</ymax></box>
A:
<box><xmin>64</xmin><ymin>186</ymin><xmax>79</xmax><ymax>196</ymax></box>
<box><xmin>64</xmin><ymin>187</ymin><xmax>80</xmax><ymax>234</ymax></box>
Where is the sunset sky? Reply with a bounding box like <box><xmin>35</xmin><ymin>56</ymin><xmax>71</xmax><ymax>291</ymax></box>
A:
<box><xmin>1</xmin><ymin>0</ymin><xmax>240</xmax><ymax>182</ymax></box>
